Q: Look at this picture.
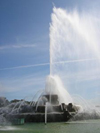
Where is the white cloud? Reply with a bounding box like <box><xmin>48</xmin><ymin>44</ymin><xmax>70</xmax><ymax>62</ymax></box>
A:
<box><xmin>0</xmin><ymin>70</ymin><xmax>48</xmax><ymax>94</ymax></box>
<box><xmin>0</xmin><ymin>62</ymin><xmax>49</xmax><ymax>71</ymax></box>
<box><xmin>0</xmin><ymin>44</ymin><xmax>36</xmax><ymax>50</ymax></box>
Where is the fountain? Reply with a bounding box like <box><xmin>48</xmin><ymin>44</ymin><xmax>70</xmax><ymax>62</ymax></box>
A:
<box><xmin>1</xmin><ymin>6</ymin><xmax>100</xmax><ymax>124</ymax></box>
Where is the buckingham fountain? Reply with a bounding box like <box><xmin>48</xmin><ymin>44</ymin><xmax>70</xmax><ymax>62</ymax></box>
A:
<box><xmin>1</xmin><ymin>7</ymin><xmax>100</xmax><ymax>124</ymax></box>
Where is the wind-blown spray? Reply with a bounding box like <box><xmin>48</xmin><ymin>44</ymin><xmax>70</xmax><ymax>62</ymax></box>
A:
<box><xmin>49</xmin><ymin>7</ymin><xmax>100</xmax><ymax>106</ymax></box>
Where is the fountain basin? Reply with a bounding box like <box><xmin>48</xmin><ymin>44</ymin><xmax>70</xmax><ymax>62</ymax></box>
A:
<box><xmin>8</xmin><ymin>112</ymin><xmax>72</xmax><ymax>123</ymax></box>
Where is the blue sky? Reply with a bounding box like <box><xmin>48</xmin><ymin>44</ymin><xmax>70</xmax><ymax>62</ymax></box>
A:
<box><xmin>0</xmin><ymin>0</ymin><xmax>100</xmax><ymax>101</ymax></box>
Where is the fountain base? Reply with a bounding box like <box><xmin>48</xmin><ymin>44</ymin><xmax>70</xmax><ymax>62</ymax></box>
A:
<box><xmin>6</xmin><ymin>94</ymin><xmax>79</xmax><ymax>123</ymax></box>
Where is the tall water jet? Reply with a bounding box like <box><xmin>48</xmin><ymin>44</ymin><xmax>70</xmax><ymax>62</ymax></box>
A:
<box><xmin>49</xmin><ymin>7</ymin><xmax>100</xmax><ymax>107</ymax></box>
<box><xmin>49</xmin><ymin>7</ymin><xmax>75</xmax><ymax>105</ymax></box>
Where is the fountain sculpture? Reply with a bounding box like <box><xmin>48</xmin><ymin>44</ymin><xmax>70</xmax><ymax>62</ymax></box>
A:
<box><xmin>4</xmin><ymin>75</ymin><xmax>81</xmax><ymax>123</ymax></box>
